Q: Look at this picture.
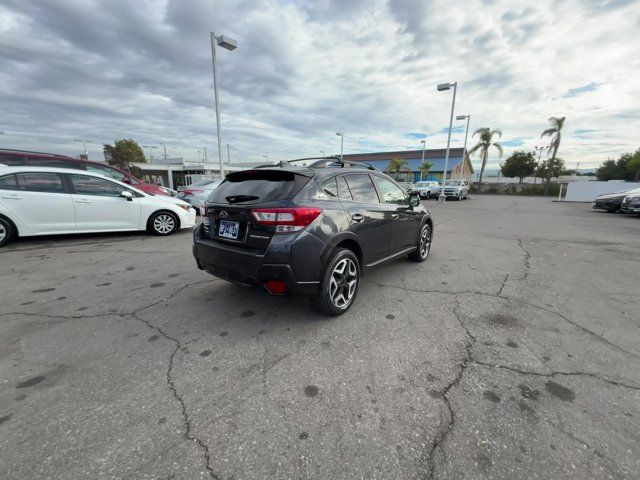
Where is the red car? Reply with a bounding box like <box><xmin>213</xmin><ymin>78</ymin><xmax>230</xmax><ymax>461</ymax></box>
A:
<box><xmin>0</xmin><ymin>148</ymin><xmax>172</xmax><ymax>196</ymax></box>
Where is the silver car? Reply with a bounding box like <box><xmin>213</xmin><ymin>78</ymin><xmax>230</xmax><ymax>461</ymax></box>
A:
<box><xmin>177</xmin><ymin>178</ymin><xmax>222</xmax><ymax>209</ymax></box>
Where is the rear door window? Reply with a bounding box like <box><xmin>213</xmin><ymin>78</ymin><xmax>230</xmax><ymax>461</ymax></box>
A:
<box><xmin>208</xmin><ymin>170</ymin><xmax>310</xmax><ymax>205</ymax></box>
<box><xmin>69</xmin><ymin>174</ymin><xmax>126</xmax><ymax>197</ymax></box>
<box><xmin>0</xmin><ymin>174</ymin><xmax>18</xmax><ymax>190</ymax></box>
<box><xmin>16</xmin><ymin>173</ymin><xmax>65</xmax><ymax>193</ymax></box>
<box><xmin>85</xmin><ymin>164</ymin><xmax>129</xmax><ymax>182</ymax></box>
<box><xmin>322</xmin><ymin>177</ymin><xmax>338</xmax><ymax>197</ymax></box>
<box><xmin>337</xmin><ymin>176</ymin><xmax>352</xmax><ymax>200</ymax></box>
<box><xmin>373</xmin><ymin>176</ymin><xmax>407</xmax><ymax>205</ymax></box>
<box><xmin>344</xmin><ymin>174</ymin><xmax>379</xmax><ymax>203</ymax></box>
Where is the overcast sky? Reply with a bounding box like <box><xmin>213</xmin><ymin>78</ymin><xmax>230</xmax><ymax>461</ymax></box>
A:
<box><xmin>1</xmin><ymin>0</ymin><xmax>639</xmax><ymax>171</ymax></box>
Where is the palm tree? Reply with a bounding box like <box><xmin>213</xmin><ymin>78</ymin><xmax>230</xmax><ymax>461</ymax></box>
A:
<box><xmin>419</xmin><ymin>161</ymin><xmax>433</xmax><ymax>181</ymax></box>
<box><xmin>468</xmin><ymin>128</ymin><xmax>503</xmax><ymax>183</ymax></box>
<box><xmin>386</xmin><ymin>157</ymin><xmax>409</xmax><ymax>181</ymax></box>
<box><xmin>540</xmin><ymin>116</ymin><xmax>566</xmax><ymax>180</ymax></box>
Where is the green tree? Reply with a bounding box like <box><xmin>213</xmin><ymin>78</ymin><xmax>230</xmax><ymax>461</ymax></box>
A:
<box><xmin>385</xmin><ymin>157</ymin><xmax>410</xmax><ymax>181</ymax></box>
<box><xmin>500</xmin><ymin>151</ymin><xmax>537</xmax><ymax>183</ymax></box>
<box><xmin>103</xmin><ymin>139</ymin><xmax>146</xmax><ymax>178</ymax></box>
<box><xmin>468</xmin><ymin>128</ymin><xmax>503</xmax><ymax>183</ymax></box>
<box><xmin>626</xmin><ymin>148</ymin><xmax>640</xmax><ymax>181</ymax></box>
<box><xmin>419</xmin><ymin>161</ymin><xmax>433</xmax><ymax>180</ymax></box>
<box><xmin>538</xmin><ymin>157</ymin><xmax>565</xmax><ymax>186</ymax></box>
<box><xmin>595</xmin><ymin>151</ymin><xmax>638</xmax><ymax>181</ymax></box>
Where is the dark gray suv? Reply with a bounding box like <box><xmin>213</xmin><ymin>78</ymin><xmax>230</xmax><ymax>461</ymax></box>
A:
<box><xmin>192</xmin><ymin>159</ymin><xmax>433</xmax><ymax>315</ymax></box>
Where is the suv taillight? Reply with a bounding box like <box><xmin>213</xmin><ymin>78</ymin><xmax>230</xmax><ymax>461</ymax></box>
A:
<box><xmin>251</xmin><ymin>207</ymin><xmax>322</xmax><ymax>232</ymax></box>
<box><xmin>182</xmin><ymin>189</ymin><xmax>204</xmax><ymax>195</ymax></box>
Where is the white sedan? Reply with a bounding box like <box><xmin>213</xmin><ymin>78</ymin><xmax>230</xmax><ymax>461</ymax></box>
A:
<box><xmin>0</xmin><ymin>166</ymin><xmax>196</xmax><ymax>247</ymax></box>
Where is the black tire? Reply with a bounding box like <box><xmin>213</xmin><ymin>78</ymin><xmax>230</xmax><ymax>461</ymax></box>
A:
<box><xmin>310</xmin><ymin>248</ymin><xmax>360</xmax><ymax>316</ymax></box>
<box><xmin>606</xmin><ymin>208</ymin><xmax>619</xmax><ymax>213</ymax></box>
<box><xmin>147</xmin><ymin>211</ymin><xmax>178</xmax><ymax>236</ymax></box>
<box><xmin>0</xmin><ymin>217</ymin><xmax>15</xmax><ymax>247</ymax></box>
<box><xmin>408</xmin><ymin>223</ymin><xmax>432</xmax><ymax>262</ymax></box>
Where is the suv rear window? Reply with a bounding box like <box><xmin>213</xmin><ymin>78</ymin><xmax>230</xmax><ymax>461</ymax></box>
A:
<box><xmin>208</xmin><ymin>170</ymin><xmax>311</xmax><ymax>205</ymax></box>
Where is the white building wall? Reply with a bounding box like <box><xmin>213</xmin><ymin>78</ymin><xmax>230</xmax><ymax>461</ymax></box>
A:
<box><xmin>565</xmin><ymin>181</ymin><xmax>640</xmax><ymax>202</ymax></box>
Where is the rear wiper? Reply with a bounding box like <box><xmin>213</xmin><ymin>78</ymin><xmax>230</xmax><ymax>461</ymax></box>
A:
<box><xmin>225</xmin><ymin>195</ymin><xmax>259</xmax><ymax>203</ymax></box>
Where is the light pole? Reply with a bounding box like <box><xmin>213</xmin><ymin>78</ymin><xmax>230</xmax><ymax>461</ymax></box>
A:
<box><xmin>420</xmin><ymin>139</ymin><xmax>426</xmax><ymax>181</ymax></box>
<box><xmin>437</xmin><ymin>82</ymin><xmax>458</xmax><ymax>203</ymax></box>
<box><xmin>211</xmin><ymin>32</ymin><xmax>237</xmax><ymax>179</ymax></box>
<box><xmin>336</xmin><ymin>132</ymin><xmax>344</xmax><ymax>161</ymax></box>
<box><xmin>160</xmin><ymin>143</ymin><xmax>167</xmax><ymax>160</ymax></box>
<box><xmin>456</xmin><ymin>114</ymin><xmax>470</xmax><ymax>180</ymax></box>
<box><xmin>142</xmin><ymin>145</ymin><xmax>158</xmax><ymax>160</ymax></box>
<box><xmin>262</xmin><ymin>155</ymin><xmax>268</xmax><ymax>162</ymax></box>
<box><xmin>534</xmin><ymin>146</ymin><xmax>548</xmax><ymax>184</ymax></box>
<box><xmin>73</xmin><ymin>138</ymin><xmax>94</xmax><ymax>157</ymax></box>
<box><xmin>319</xmin><ymin>150</ymin><xmax>325</xmax><ymax>157</ymax></box>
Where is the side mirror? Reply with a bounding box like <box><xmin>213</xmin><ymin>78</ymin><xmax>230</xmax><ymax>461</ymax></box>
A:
<box><xmin>122</xmin><ymin>177</ymin><xmax>131</xmax><ymax>184</ymax></box>
<box><xmin>121</xmin><ymin>191</ymin><xmax>134</xmax><ymax>201</ymax></box>
<box><xmin>409</xmin><ymin>195</ymin><xmax>420</xmax><ymax>207</ymax></box>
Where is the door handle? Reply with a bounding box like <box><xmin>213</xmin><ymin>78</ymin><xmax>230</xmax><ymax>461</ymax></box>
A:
<box><xmin>75</xmin><ymin>199</ymin><xmax>93</xmax><ymax>204</ymax></box>
<box><xmin>351</xmin><ymin>213</ymin><xmax>364</xmax><ymax>223</ymax></box>
<box><xmin>1</xmin><ymin>195</ymin><xmax>23</xmax><ymax>200</ymax></box>
<box><xmin>391</xmin><ymin>213</ymin><xmax>399</xmax><ymax>219</ymax></box>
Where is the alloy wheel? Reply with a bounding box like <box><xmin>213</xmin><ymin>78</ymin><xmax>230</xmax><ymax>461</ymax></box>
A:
<box><xmin>329</xmin><ymin>258</ymin><xmax>358</xmax><ymax>309</ymax></box>
<box><xmin>154</xmin><ymin>214</ymin><xmax>175</xmax><ymax>234</ymax></box>
<box><xmin>0</xmin><ymin>223</ymin><xmax>6</xmax><ymax>243</ymax></box>
<box><xmin>419</xmin><ymin>226</ymin><xmax>431</xmax><ymax>258</ymax></box>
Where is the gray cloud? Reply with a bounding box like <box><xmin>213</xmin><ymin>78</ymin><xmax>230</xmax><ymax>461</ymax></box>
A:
<box><xmin>0</xmin><ymin>0</ymin><xmax>638</xmax><ymax>168</ymax></box>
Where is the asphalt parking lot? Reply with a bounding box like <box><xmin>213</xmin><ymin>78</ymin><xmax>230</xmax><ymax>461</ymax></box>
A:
<box><xmin>1</xmin><ymin>195</ymin><xmax>639</xmax><ymax>479</ymax></box>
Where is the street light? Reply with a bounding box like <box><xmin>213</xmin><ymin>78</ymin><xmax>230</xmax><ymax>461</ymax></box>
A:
<box><xmin>437</xmin><ymin>82</ymin><xmax>458</xmax><ymax>203</ymax></box>
<box><xmin>262</xmin><ymin>155</ymin><xmax>268</xmax><ymax>162</ymax></box>
<box><xmin>319</xmin><ymin>150</ymin><xmax>325</xmax><ymax>157</ymax></box>
<box><xmin>142</xmin><ymin>145</ymin><xmax>158</xmax><ymax>160</ymax></box>
<box><xmin>456</xmin><ymin>114</ymin><xmax>471</xmax><ymax>180</ymax></box>
<box><xmin>336</xmin><ymin>132</ymin><xmax>344</xmax><ymax>160</ymax></box>
<box><xmin>534</xmin><ymin>145</ymin><xmax>549</xmax><ymax>184</ymax></box>
<box><xmin>211</xmin><ymin>32</ymin><xmax>237</xmax><ymax>179</ymax></box>
<box><xmin>420</xmin><ymin>139</ymin><xmax>426</xmax><ymax>181</ymax></box>
<box><xmin>73</xmin><ymin>138</ymin><xmax>94</xmax><ymax>157</ymax></box>
<box><xmin>160</xmin><ymin>143</ymin><xmax>167</xmax><ymax>160</ymax></box>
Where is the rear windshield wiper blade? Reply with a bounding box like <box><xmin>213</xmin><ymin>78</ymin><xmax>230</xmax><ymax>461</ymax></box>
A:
<box><xmin>225</xmin><ymin>195</ymin><xmax>259</xmax><ymax>203</ymax></box>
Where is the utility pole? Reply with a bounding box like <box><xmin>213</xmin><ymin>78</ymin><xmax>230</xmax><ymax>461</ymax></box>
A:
<box><xmin>227</xmin><ymin>144</ymin><xmax>231</xmax><ymax>164</ymax></box>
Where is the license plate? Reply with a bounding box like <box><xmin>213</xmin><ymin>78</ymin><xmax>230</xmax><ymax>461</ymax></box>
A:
<box><xmin>218</xmin><ymin>220</ymin><xmax>240</xmax><ymax>239</ymax></box>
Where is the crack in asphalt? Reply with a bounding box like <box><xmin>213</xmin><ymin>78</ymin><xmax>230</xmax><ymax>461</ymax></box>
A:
<box><xmin>471</xmin><ymin>359</ymin><xmax>640</xmax><ymax>391</ymax></box>
<box><xmin>425</xmin><ymin>294</ymin><xmax>639</xmax><ymax>479</ymax></box>
<box><xmin>130</xmin><ymin>280</ymin><xmax>220</xmax><ymax>480</ymax></box>
<box><xmin>516</xmin><ymin>239</ymin><xmax>532</xmax><ymax>281</ymax></box>
<box><xmin>497</xmin><ymin>273</ymin><xmax>509</xmax><ymax>296</ymax></box>
<box><xmin>2</xmin><ymin>279</ymin><xmax>219</xmax><ymax>479</ymax></box>
<box><xmin>425</xmin><ymin>297</ymin><xmax>475</xmax><ymax>480</ymax></box>
<box><xmin>362</xmin><ymin>279</ymin><xmax>640</xmax><ymax>360</ymax></box>
<box><xmin>545</xmin><ymin>420</ymin><xmax>624</xmax><ymax>480</ymax></box>
<box><xmin>132</xmin><ymin>310</ymin><xmax>218</xmax><ymax>480</ymax></box>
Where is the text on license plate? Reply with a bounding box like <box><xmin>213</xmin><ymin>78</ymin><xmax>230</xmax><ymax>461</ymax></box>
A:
<box><xmin>218</xmin><ymin>220</ymin><xmax>240</xmax><ymax>239</ymax></box>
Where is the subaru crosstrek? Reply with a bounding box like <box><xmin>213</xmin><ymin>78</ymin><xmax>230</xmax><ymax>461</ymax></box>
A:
<box><xmin>192</xmin><ymin>159</ymin><xmax>433</xmax><ymax>315</ymax></box>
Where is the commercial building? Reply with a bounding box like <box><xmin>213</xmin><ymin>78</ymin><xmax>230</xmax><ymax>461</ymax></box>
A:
<box><xmin>342</xmin><ymin>148</ymin><xmax>472</xmax><ymax>182</ymax></box>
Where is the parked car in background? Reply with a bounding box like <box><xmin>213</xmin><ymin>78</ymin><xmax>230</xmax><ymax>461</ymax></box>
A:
<box><xmin>436</xmin><ymin>180</ymin><xmax>470</xmax><ymax>200</ymax></box>
<box><xmin>620</xmin><ymin>191</ymin><xmax>640</xmax><ymax>215</ymax></box>
<box><xmin>396</xmin><ymin>181</ymin><xmax>417</xmax><ymax>193</ymax></box>
<box><xmin>0</xmin><ymin>148</ymin><xmax>173</xmax><ymax>196</ymax></box>
<box><xmin>177</xmin><ymin>178</ymin><xmax>222</xmax><ymax>209</ymax></box>
<box><xmin>415</xmin><ymin>181</ymin><xmax>439</xmax><ymax>199</ymax></box>
<box><xmin>193</xmin><ymin>160</ymin><xmax>433</xmax><ymax>315</ymax></box>
<box><xmin>592</xmin><ymin>188</ymin><xmax>640</xmax><ymax>213</ymax></box>
<box><xmin>0</xmin><ymin>166</ymin><xmax>195</xmax><ymax>247</ymax></box>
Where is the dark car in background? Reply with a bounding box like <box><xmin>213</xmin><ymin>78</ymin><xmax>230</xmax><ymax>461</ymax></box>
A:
<box><xmin>0</xmin><ymin>148</ymin><xmax>172</xmax><ymax>196</ymax></box>
<box><xmin>592</xmin><ymin>187</ymin><xmax>640</xmax><ymax>212</ymax></box>
<box><xmin>192</xmin><ymin>159</ymin><xmax>433</xmax><ymax>315</ymax></box>
<box><xmin>621</xmin><ymin>191</ymin><xmax>640</xmax><ymax>215</ymax></box>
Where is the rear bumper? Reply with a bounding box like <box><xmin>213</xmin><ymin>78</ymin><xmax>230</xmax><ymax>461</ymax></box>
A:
<box><xmin>192</xmin><ymin>224</ymin><xmax>320</xmax><ymax>296</ymax></box>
